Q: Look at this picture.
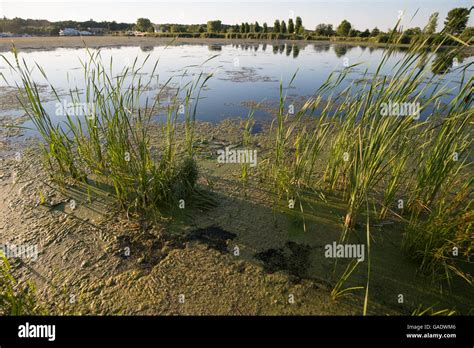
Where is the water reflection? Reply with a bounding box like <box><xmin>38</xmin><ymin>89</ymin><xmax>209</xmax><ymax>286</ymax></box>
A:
<box><xmin>208</xmin><ymin>44</ymin><xmax>222</xmax><ymax>51</ymax></box>
<box><xmin>229</xmin><ymin>43</ymin><xmax>301</xmax><ymax>58</ymax></box>
<box><xmin>292</xmin><ymin>45</ymin><xmax>300</xmax><ymax>58</ymax></box>
<box><xmin>0</xmin><ymin>43</ymin><xmax>471</xmax><ymax>129</ymax></box>
<box><xmin>431</xmin><ymin>51</ymin><xmax>465</xmax><ymax>75</ymax></box>
<box><xmin>313</xmin><ymin>44</ymin><xmax>330</xmax><ymax>53</ymax></box>
<box><xmin>333</xmin><ymin>45</ymin><xmax>354</xmax><ymax>58</ymax></box>
<box><xmin>139</xmin><ymin>45</ymin><xmax>154</xmax><ymax>52</ymax></box>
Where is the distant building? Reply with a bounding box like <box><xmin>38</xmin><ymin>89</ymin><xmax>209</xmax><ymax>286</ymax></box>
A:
<box><xmin>59</xmin><ymin>28</ymin><xmax>92</xmax><ymax>36</ymax></box>
<box><xmin>59</xmin><ymin>28</ymin><xmax>80</xmax><ymax>36</ymax></box>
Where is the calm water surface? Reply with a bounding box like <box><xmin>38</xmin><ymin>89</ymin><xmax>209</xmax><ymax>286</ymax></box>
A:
<box><xmin>0</xmin><ymin>42</ymin><xmax>472</xmax><ymax>136</ymax></box>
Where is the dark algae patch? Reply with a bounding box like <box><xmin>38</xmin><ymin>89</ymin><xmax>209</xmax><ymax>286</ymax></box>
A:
<box><xmin>185</xmin><ymin>225</ymin><xmax>236</xmax><ymax>252</ymax></box>
<box><xmin>255</xmin><ymin>241</ymin><xmax>312</xmax><ymax>280</ymax></box>
<box><xmin>112</xmin><ymin>232</ymin><xmax>185</xmax><ymax>269</ymax></box>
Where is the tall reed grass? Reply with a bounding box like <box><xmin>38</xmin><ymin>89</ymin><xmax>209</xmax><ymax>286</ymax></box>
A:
<box><xmin>0</xmin><ymin>254</ymin><xmax>46</xmax><ymax>315</ymax></box>
<box><xmin>3</xmin><ymin>46</ymin><xmax>211</xmax><ymax>216</ymax></box>
<box><xmin>264</xmin><ymin>29</ymin><xmax>473</xmax><ymax>310</ymax></box>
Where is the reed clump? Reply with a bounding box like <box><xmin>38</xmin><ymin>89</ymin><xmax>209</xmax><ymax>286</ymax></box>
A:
<box><xmin>3</xmin><ymin>47</ymin><xmax>209</xmax><ymax>216</ymax></box>
<box><xmin>264</xmin><ymin>31</ymin><xmax>473</xmax><ymax>296</ymax></box>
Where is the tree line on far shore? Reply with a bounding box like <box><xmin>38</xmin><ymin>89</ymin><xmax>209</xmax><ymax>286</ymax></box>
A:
<box><xmin>139</xmin><ymin>8</ymin><xmax>472</xmax><ymax>45</ymax></box>
<box><xmin>1</xmin><ymin>7</ymin><xmax>472</xmax><ymax>45</ymax></box>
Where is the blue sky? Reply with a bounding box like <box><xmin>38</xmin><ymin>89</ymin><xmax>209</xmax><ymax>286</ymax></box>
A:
<box><xmin>1</xmin><ymin>0</ymin><xmax>473</xmax><ymax>30</ymax></box>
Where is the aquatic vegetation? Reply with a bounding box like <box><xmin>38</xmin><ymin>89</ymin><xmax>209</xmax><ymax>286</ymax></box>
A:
<box><xmin>262</xmin><ymin>32</ymin><xmax>473</xmax><ymax>312</ymax></box>
<box><xmin>3</xmin><ymin>47</ymin><xmax>211</xmax><ymax>216</ymax></box>
<box><xmin>267</xmin><ymin>74</ymin><xmax>331</xmax><ymax>232</ymax></box>
<box><xmin>404</xmin><ymin>177</ymin><xmax>473</xmax><ymax>285</ymax></box>
<box><xmin>411</xmin><ymin>304</ymin><xmax>456</xmax><ymax>316</ymax></box>
<box><xmin>330</xmin><ymin>259</ymin><xmax>364</xmax><ymax>300</ymax></box>
<box><xmin>0</xmin><ymin>254</ymin><xmax>46</xmax><ymax>315</ymax></box>
<box><xmin>240</xmin><ymin>109</ymin><xmax>256</xmax><ymax>187</ymax></box>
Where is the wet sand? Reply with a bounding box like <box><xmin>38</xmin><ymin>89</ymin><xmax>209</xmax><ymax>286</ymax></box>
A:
<box><xmin>1</xmin><ymin>119</ymin><xmax>472</xmax><ymax>315</ymax></box>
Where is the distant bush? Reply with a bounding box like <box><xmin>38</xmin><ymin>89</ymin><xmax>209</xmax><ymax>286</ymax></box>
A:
<box><xmin>399</xmin><ymin>34</ymin><xmax>412</xmax><ymax>44</ymax></box>
<box><xmin>330</xmin><ymin>36</ymin><xmax>369</xmax><ymax>42</ymax></box>
<box><xmin>308</xmin><ymin>35</ymin><xmax>331</xmax><ymax>41</ymax></box>
<box><xmin>377</xmin><ymin>34</ymin><xmax>390</xmax><ymax>43</ymax></box>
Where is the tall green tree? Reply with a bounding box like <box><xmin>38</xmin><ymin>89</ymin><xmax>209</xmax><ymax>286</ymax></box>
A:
<box><xmin>136</xmin><ymin>18</ymin><xmax>152</xmax><ymax>32</ymax></box>
<box><xmin>444</xmin><ymin>7</ymin><xmax>472</xmax><ymax>34</ymax></box>
<box><xmin>295</xmin><ymin>16</ymin><xmax>303</xmax><ymax>33</ymax></box>
<box><xmin>360</xmin><ymin>29</ymin><xmax>370</xmax><ymax>37</ymax></box>
<box><xmin>109</xmin><ymin>21</ymin><xmax>118</xmax><ymax>31</ymax></box>
<box><xmin>423</xmin><ymin>12</ymin><xmax>439</xmax><ymax>35</ymax></box>
<box><xmin>241</xmin><ymin>22</ymin><xmax>245</xmax><ymax>33</ymax></box>
<box><xmin>281</xmin><ymin>20</ymin><xmax>287</xmax><ymax>33</ymax></box>
<box><xmin>245</xmin><ymin>22</ymin><xmax>250</xmax><ymax>33</ymax></box>
<box><xmin>336</xmin><ymin>20</ymin><xmax>352</xmax><ymax>36</ymax></box>
<box><xmin>263</xmin><ymin>22</ymin><xmax>268</xmax><ymax>33</ymax></box>
<box><xmin>370</xmin><ymin>27</ymin><xmax>380</xmax><ymax>37</ymax></box>
<box><xmin>348</xmin><ymin>29</ymin><xmax>359</xmax><ymax>37</ymax></box>
<box><xmin>255</xmin><ymin>21</ymin><xmax>261</xmax><ymax>32</ymax></box>
<box><xmin>273</xmin><ymin>20</ymin><xmax>281</xmax><ymax>33</ymax></box>
<box><xmin>288</xmin><ymin>18</ymin><xmax>295</xmax><ymax>33</ymax></box>
<box><xmin>315</xmin><ymin>24</ymin><xmax>326</xmax><ymax>36</ymax></box>
<box><xmin>318</xmin><ymin>24</ymin><xmax>335</xmax><ymax>36</ymax></box>
<box><xmin>327</xmin><ymin>24</ymin><xmax>334</xmax><ymax>36</ymax></box>
<box><xmin>207</xmin><ymin>20</ymin><xmax>222</xmax><ymax>33</ymax></box>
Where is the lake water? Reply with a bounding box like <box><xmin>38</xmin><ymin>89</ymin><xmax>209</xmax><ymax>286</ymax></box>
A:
<box><xmin>0</xmin><ymin>42</ymin><xmax>472</xmax><ymax>135</ymax></box>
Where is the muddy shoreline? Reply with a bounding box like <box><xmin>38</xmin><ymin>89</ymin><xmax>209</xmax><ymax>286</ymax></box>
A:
<box><xmin>1</xmin><ymin>119</ymin><xmax>473</xmax><ymax>315</ymax></box>
<box><xmin>0</xmin><ymin>120</ymin><xmax>360</xmax><ymax>315</ymax></box>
